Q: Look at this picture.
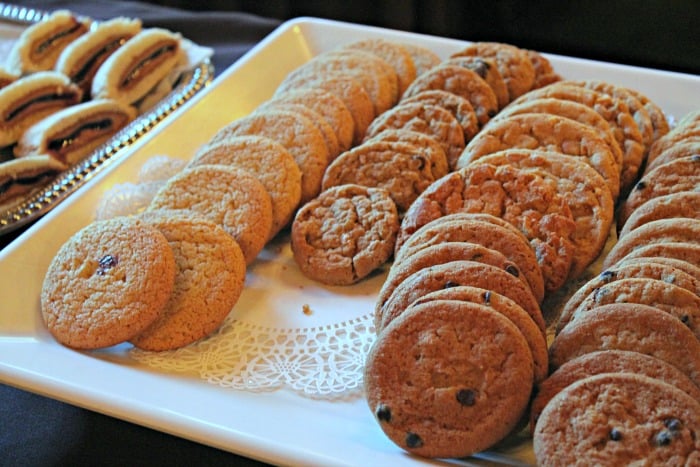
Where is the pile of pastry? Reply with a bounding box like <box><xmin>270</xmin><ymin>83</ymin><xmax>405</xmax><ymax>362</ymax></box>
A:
<box><xmin>0</xmin><ymin>9</ymin><xmax>186</xmax><ymax>206</ymax></box>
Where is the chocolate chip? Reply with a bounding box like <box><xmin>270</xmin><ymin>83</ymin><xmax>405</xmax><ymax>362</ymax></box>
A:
<box><xmin>593</xmin><ymin>287</ymin><xmax>609</xmax><ymax>302</ymax></box>
<box><xmin>456</xmin><ymin>388</ymin><xmax>477</xmax><ymax>406</ymax></box>
<box><xmin>405</xmin><ymin>432</ymin><xmax>423</xmax><ymax>448</ymax></box>
<box><xmin>655</xmin><ymin>430</ymin><xmax>673</xmax><ymax>446</ymax></box>
<box><xmin>376</xmin><ymin>404</ymin><xmax>391</xmax><ymax>422</ymax></box>
<box><xmin>635</xmin><ymin>180</ymin><xmax>647</xmax><ymax>191</ymax></box>
<box><xmin>444</xmin><ymin>280</ymin><xmax>459</xmax><ymax>288</ymax></box>
<box><xmin>505</xmin><ymin>264</ymin><xmax>520</xmax><ymax>277</ymax></box>
<box><xmin>482</xmin><ymin>290</ymin><xmax>491</xmax><ymax>305</ymax></box>
<box><xmin>96</xmin><ymin>254</ymin><xmax>118</xmax><ymax>275</ymax></box>
<box><xmin>598</xmin><ymin>269</ymin><xmax>617</xmax><ymax>282</ymax></box>
<box><xmin>609</xmin><ymin>428</ymin><xmax>622</xmax><ymax>441</ymax></box>
<box><xmin>681</xmin><ymin>314</ymin><xmax>691</xmax><ymax>326</ymax></box>
<box><xmin>664</xmin><ymin>418</ymin><xmax>682</xmax><ymax>431</ymax></box>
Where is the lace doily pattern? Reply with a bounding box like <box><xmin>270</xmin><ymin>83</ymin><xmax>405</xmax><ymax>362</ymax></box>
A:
<box><xmin>96</xmin><ymin>158</ymin><xmax>378</xmax><ymax>399</ymax></box>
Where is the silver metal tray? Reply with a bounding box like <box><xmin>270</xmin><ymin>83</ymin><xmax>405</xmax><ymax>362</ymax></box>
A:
<box><xmin>0</xmin><ymin>3</ymin><xmax>214</xmax><ymax>235</ymax></box>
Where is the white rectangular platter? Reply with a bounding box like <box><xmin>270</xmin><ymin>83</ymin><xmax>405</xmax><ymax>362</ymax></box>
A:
<box><xmin>1</xmin><ymin>17</ymin><xmax>699</xmax><ymax>467</ymax></box>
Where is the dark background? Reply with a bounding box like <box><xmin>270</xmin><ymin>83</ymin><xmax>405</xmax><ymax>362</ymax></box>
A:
<box><xmin>143</xmin><ymin>0</ymin><xmax>700</xmax><ymax>75</ymax></box>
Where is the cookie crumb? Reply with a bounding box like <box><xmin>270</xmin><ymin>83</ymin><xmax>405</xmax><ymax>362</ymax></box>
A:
<box><xmin>302</xmin><ymin>304</ymin><xmax>313</xmax><ymax>315</ymax></box>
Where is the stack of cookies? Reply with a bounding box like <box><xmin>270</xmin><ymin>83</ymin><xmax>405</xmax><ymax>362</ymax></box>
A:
<box><xmin>531</xmin><ymin>108</ymin><xmax>700</xmax><ymax>465</ymax></box>
<box><xmin>1</xmin><ymin>9</ymin><xmax>190</xmax><ymax>207</ymax></box>
<box><xmin>362</xmin><ymin>40</ymin><xmax>700</xmax><ymax>461</ymax></box>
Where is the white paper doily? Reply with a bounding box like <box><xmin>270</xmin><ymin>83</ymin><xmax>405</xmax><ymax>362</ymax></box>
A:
<box><xmin>96</xmin><ymin>156</ymin><xmax>380</xmax><ymax>399</ymax></box>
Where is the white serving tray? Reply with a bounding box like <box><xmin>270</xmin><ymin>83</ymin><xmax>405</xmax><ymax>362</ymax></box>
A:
<box><xmin>1</xmin><ymin>17</ymin><xmax>698</xmax><ymax>467</ymax></box>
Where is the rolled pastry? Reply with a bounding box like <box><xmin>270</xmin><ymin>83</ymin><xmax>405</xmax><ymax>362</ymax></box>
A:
<box><xmin>0</xmin><ymin>71</ymin><xmax>83</xmax><ymax>147</ymax></box>
<box><xmin>14</xmin><ymin>98</ymin><xmax>137</xmax><ymax>165</ymax></box>
<box><xmin>0</xmin><ymin>67</ymin><xmax>19</xmax><ymax>90</ymax></box>
<box><xmin>6</xmin><ymin>10</ymin><xmax>91</xmax><ymax>75</ymax></box>
<box><xmin>91</xmin><ymin>28</ymin><xmax>184</xmax><ymax>106</ymax></box>
<box><xmin>55</xmin><ymin>17</ymin><xmax>142</xmax><ymax>97</ymax></box>
<box><xmin>0</xmin><ymin>154</ymin><xmax>67</xmax><ymax>205</ymax></box>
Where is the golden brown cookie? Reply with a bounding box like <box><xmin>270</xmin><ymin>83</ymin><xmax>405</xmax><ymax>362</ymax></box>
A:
<box><xmin>365</xmin><ymin>299</ymin><xmax>534</xmax><ymax>459</ymax></box>
<box><xmin>147</xmin><ymin>164</ymin><xmax>273</xmax><ymax>265</ymax></box>
<box><xmin>549</xmin><ymin>303</ymin><xmax>700</xmax><ymax>386</ymax></box>
<box><xmin>450</xmin><ymin>41</ymin><xmax>536</xmax><ymax>101</ymax></box>
<box><xmin>276</xmin><ymin>75</ymin><xmax>375</xmax><ymax>145</ymax></box>
<box><xmin>394</xmin><ymin>212</ymin><xmax>545</xmax><ymax>305</ymax></box>
<box><xmin>188</xmin><ymin>135</ymin><xmax>302</xmax><ymax>237</ymax></box>
<box><xmin>509</xmin><ymin>82</ymin><xmax>645</xmax><ymax>192</ymax></box>
<box><xmin>525</xmin><ymin>49</ymin><xmax>562</xmax><ymax>89</ymax></box>
<box><xmin>291</xmin><ymin>184</ymin><xmax>398</xmax><ymax>285</ymax></box>
<box><xmin>493</xmin><ymin>97</ymin><xmax>624</xmax><ymax>172</ymax></box>
<box><xmin>570</xmin><ymin>277</ymin><xmax>700</xmax><ymax>340</ymax></box>
<box><xmin>401</xmin><ymin>64</ymin><xmax>499</xmax><ymax>127</ymax></box>
<box><xmin>131</xmin><ymin>211</ymin><xmax>246</xmax><ymax>351</ymax></box>
<box><xmin>618</xmin><ymin>156</ymin><xmax>700</xmax><ymax>228</ymax></box>
<box><xmin>400</xmin><ymin>43</ymin><xmax>441</xmax><ymax>76</ymax></box>
<box><xmin>530</xmin><ymin>350</ymin><xmax>700</xmax><ymax>435</ymax></box>
<box><xmin>643</xmin><ymin>140</ymin><xmax>700</xmax><ymax>175</ymax></box>
<box><xmin>604</xmin><ymin>218</ymin><xmax>700</xmax><ymax>269</ymax></box>
<box><xmin>378</xmin><ymin>259</ymin><xmax>544</xmax><ymax>335</ymax></box>
<box><xmin>40</xmin><ymin>217</ymin><xmax>176</xmax><ymax>349</ymax></box>
<box><xmin>375</xmin><ymin>241</ymin><xmax>527</xmax><ymax>328</ymax></box>
<box><xmin>365</xmin><ymin>129</ymin><xmax>449</xmax><ymax>179</ymax></box>
<box><xmin>647</xmin><ymin>116</ymin><xmax>700</xmax><ymax>162</ymax></box>
<box><xmin>363</xmin><ymin>101</ymin><xmax>466</xmax><ymax>168</ymax></box>
<box><xmin>263</xmin><ymin>87</ymin><xmax>355</xmax><ymax>153</ymax></box>
<box><xmin>254</xmin><ymin>102</ymin><xmax>340</xmax><ymax>161</ymax></box>
<box><xmin>321</xmin><ymin>139</ymin><xmax>441</xmax><ymax>212</ymax></box>
<box><xmin>475</xmin><ymin>149</ymin><xmax>614</xmax><ymax>279</ymax></box>
<box><xmin>567</xmin><ymin>79</ymin><xmax>655</xmax><ymax>151</ymax></box>
<box><xmin>533</xmin><ymin>372</ymin><xmax>700</xmax><ymax>467</ymax></box>
<box><xmin>342</xmin><ymin>38</ymin><xmax>417</xmax><ymax>97</ymax></box>
<box><xmin>618</xmin><ymin>191</ymin><xmax>700</xmax><ymax>238</ymax></box>
<box><xmin>209</xmin><ymin>109</ymin><xmax>329</xmax><ymax>203</ymax></box>
<box><xmin>626</xmin><ymin>88</ymin><xmax>670</xmax><ymax>142</ymax></box>
<box><xmin>399</xmin><ymin>89</ymin><xmax>480</xmax><ymax>147</ymax></box>
<box><xmin>618</xmin><ymin>242</ymin><xmax>700</xmax><ymax>270</ymax></box>
<box><xmin>398</xmin><ymin>163</ymin><xmax>577</xmax><ymax>293</ymax></box>
<box><xmin>278</xmin><ymin>49</ymin><xmax>399</xmax><ymax>115</ymax></box>
<box><xmin>441</xmin><ymin>56</ymin><xmax>509</xmax><ymax>109</ymax></box>
<box><xmin>412</xmin><ymin>285</ymin><xmax>548</xmax><ymax>383</ymax></box>
<box><xmin>556</xmin><ymin>259</ymin><xmax>700</xmax><ymax>334</ymax></box>
<box><xmin>457</xmin><ymin>113</ymin><xmax>621</xmax><ymax>200</ymax></box>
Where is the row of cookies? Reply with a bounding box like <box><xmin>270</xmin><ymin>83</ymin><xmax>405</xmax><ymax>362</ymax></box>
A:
<box><xmin>535</xmin><ymin>292</ymin><xmax>700</xmax><ymax>463</ymax></box>
<box><xmin>365</xmin><ymin>212</ymin><xmax>548</xmax><ymax>458</ymax></box>
<box><xmin>41</xmin><ymin>212</ymin><xmax>247</xmax><ymax>351</ymax></box>
<box><xmin>40</xmin><ymin>38</ymin><xmax>435</xmax><ymax>347</ymax></box>
<box><xmin>617</xmin><ymin>110</ymin><xmax>700</xmax><ymax>232</ymax></box>
<box><xmin>362</xmin><ymin>48</ymin><xmax>688</xmax><ymax>460</ymax></box>
<box><xmin>296</xmin><ymin>42</ymin><xmax>565</xmax><ymax>286</ymax></box>
<box><xmin>530</xmin><ymin>109</ymin><xmax>700</xmax><ymax>464</ymax></box>
<box><xmin>0</xmin><ymin>10</ymin><xmax>187</xmax><ymax>205</ymax></box>
<box><xmin>360</xmin><ymin>42</ymin><xmax>567</xmax><ymax>459</ymax></box>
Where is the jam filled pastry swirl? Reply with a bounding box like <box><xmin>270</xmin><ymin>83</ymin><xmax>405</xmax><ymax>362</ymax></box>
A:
<box><xmin>5</xmin><ymin>10</ymin><xmax>91</xmax><ymax>75</ymax></box>
<box><xmin>91</xmin><ymin>28</ymin><xmax>184</xmax><ymax>107</ymax></box>
<box><xmin>0</xmin><ymin>71</ymin><xmax>83</xmax><ymax>148</ymax></box>
<box><xmin>55</xmin><ymin>17</ymin><xmax>143</xmax><ymax>98</ymax></box>
<box><xmin>13</xmin><ymin>99</ymin><xmax>137</xmax><ymax>165</ymax></box>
